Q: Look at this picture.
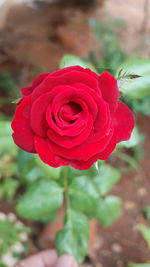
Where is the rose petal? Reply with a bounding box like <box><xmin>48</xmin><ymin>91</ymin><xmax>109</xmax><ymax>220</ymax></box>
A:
<box><xmin>47</xmin><ymin>114</ymin><xmax>93</xmax><ymax>148</ymax></box>
<box><xmin>113</xmin><ymin>102</ymin><xmax>135</xmax><ymax>143</ymax></box>
<box><xmin>49</xmin><ymin>66</ymin><xmax>84</xmax><ymax>77</ymax></box>
<box><xmin>99</xmin><ymin>72</ymin><xmax>119</xmax><ymax>114</ymax></box>
<box><xmin>70</xmin><ymin>133</ymin><xmax>117</xmax><ymax>170</ymax></box>
<box><xmin>70</xmin><ymin>155</ymin><xmax>99</xmax><ymax>170</ymax></box>
<box><xmin>35</xmin><ymin>136</ymin><xmax>69</xmax><ymax>167</ymax></box>
<box><xmin>31</xmin><ymin>76</ymin><xmax>66</xmax><ymax>103</ymax></box>
<box><xmin>50</xmin><ymin>66</ymin><xmax>99</xmax><ymax>81</ymax></box>
<box><xmin>31</xmin><ymin>70</ymin><xmax>100</xmax><ymax>103</ymax></box>
<box><xmin>47</xmin><ymin>129</ymin><xmax>113</xmax><ymax>161</ymax></box>
<box><xmin>21</xmin><ymin>73</ymin><xmax>49</xmax><ymax>97</ymax></box>
<box><xmin>46</xmin><ymin>86</ymin><xmax>97</xmax><ymax>137</ymax></box>
<box><xmin>32</xmin><ymin>73</ymin><xmax>49</xmax><ymax>87</ymax></box>
<box><xmin>73</xmin><ymin>83</ymin><xmax>111</xmax><ymax>142</ymax></box>
<box><xmin>11</xmin><ymin>96</ymin><xmax>35</xmax><ymax>152</ymax></box>
<box><xmin>64</xmin><ymin>70</ymin><xmax>100</xmax><ymax>93</ymax></box>
<box><xmin>46</xmin><ymin>100</ymin><xmax>88</xmax><ymax>136</ymax></box>
<box><xmin>21</xmin><ymin>86</ymin><xmax>34</xmax><ymax>97</ymax></box>
<box><xmin>30</xmin><ymin>92</ymin><xmax>52</xmax><ymax>137</ymax></box>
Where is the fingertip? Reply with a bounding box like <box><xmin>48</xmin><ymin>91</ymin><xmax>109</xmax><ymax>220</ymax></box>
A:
<box><xmin>40</xmin><ymin>249</ymin><xmax>58</xmax><ymax>265</ymax></box>
<box><xmin>56</xmin><ymin>254</ymin><xmax>78</xmax><ymax>267</ymax></box>
<box><xmin>14</xmin><ymin>250</ymin><xmax>58</xmax><ymax>267</ymax></box>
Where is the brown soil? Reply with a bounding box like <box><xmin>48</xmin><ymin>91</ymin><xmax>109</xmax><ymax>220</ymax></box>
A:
<box><xmin>0</xmin><ymin>0</ymin><xmax>150</xmax><ymax>266</ymax></box>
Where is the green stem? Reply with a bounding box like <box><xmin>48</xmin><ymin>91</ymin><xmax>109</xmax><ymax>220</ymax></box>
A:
<box><xmin>114</xmin><ymin>150</ymin><xmax>138</xmax><ymax>169</ymax></box>
<box><xmin>63</xmin><ymin>166</ymin><xmax>70</xmax><ymax>212</ymax></box>
<box><xmin>0</xmin><ymin>97</ymin><xmax>13</xmax><ymax>104</ymax></box>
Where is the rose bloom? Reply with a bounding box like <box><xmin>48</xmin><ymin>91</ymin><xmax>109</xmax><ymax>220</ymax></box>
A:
<box><xmin>11</xmin><ymin>66</ymin><xmax>134</xmax><ymax>170</ymax></box>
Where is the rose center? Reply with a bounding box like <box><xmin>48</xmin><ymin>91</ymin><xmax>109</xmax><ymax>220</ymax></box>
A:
<box><xmin>59</xmin><ymin>102</ymin><xmax>82</xmax><ymax>124</ymax></box>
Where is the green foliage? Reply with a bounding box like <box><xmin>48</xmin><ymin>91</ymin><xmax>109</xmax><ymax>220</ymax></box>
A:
<box><xmin>56</xmin><ymin>210</ymin><xmax>89</xmax><ymax>264</ymax></box>
<box><xmin>17</xmin><ymin>149</ymin><xmax>42</xmax><ymax>184</ymax></box>
<box><xmin>35</xmin><ymin>155</ymin><xmax>63</xmax><ymax>180</ymax></box>
<box><xmin>117</xmin><ymin>58</ymin><xmax>150</xmax><ymax>99</ymax></box>
<box><xmin>0</xmin><ymin>220</ymin><xmax>22</xmax><ymax>249</ymax></box>
<box><xmin>0</xmin><ymin>121</ymin><xmax>17</xmax><ymax>156</ymax></box>
<box><xmin>67</xmin><ymin>161</ymin><xmax>102</xmax><ymax>180</ymax></box>
<box><xmin>144</xmin><ymin>206</ymin><xmax>150</xmax><ymax>221</ymax></box>
<box><xmin>118</xmin><ymin>127</ymin><xmax>141</xmax><ymax>149</ymax></box>
<box><xmin>16</xmin><ymin>179</ymin><xmax>63</xmax><ymax>221</ymax></box>
<box><xmin>55</xmin><ymin>164</ymin><xmax>122</xmax><ymax>262</ymax></box>
<box><xmin>60</xmin><ymin>54</ymin><xmax>97</xmax><ymax>72</ymax></box>
<box><xmin>0</xmin><ymin>215</ymin><xmax>29</xmax><ymax>259</ymax></box>
<box><xmin>17</xmin><ymin>150</ymin><xmax>63</xmax><ymax>184</ymax></box>
<box><xmin>0</xmin><ymin>178</ymin><xmax>19</xmax><ymax>203</ymax></box>
<box><xmin>139</xmin><ymin>224</ymin><xmax>150</xmax><ymax>250</ymax></box>
<box><xmin>68</xmin><ymin>165</ymin><xmax>122</xmax><ymax>222</ymax></box>
<box><xmin>0</xmin><ymin>71</ymin><xmax>17</xmax><ymax>95</ymax></box>
<box><xmin>117</xmin><ymin>69</ymin><xmax>141</xmax><ymax>80</ymax></box>
<box><xmin>69</xmin><ymin>175</ymin><xmax>99</xmax><ymax>217</ymax></box>
<box><xmin>95</xmin><ymin>196</ymin><xmax>122</xmax><ymax>227</ymax></box>
<box><xmin>0</xmin><ymin>121</ymin><xmax>19</xmax><ymax>203</ymax></box>
<box><xmin>128</xmin><ymin>264</ymin><xmax>150</xmax><ymax>267</ymax></box>
<box><xmin>89</xmin><ymin>18</ymin><xmax>125</xmax><ymax>73</ymax></box>
<box><xmin>93</xmin><ymin>165</ymin><xmax>121</xmax><ymax>194</ymax></box>
<box><xmin>130</xmin><ymin>96</ymin><xmax>150</xmax><ymax>116</ymax></box>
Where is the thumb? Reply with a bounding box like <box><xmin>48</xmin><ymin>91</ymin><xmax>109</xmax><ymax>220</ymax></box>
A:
<box><xmin>56</xmin><ymin>254</ymin><xmax>78</xmax><ymax>267</ymax></box>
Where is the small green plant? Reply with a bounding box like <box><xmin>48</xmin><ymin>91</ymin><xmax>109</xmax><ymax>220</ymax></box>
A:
<box><xmin>0</xmin><ymin>71</ymin><xmax>18</xmax><ymax>97</ymax></box>
<box><xmin>89</xmin><ymin>18</ymin><xmax>126</xmax><ymax>74</ymax></box>
<box><xmin>0</xmin><ymin>212</ymin><xmax>30</xmax><ymax>267</ymax></box>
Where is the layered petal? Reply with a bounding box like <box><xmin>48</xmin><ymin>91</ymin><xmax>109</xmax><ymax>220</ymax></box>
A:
<box><xmin>31</xmin><ymin>69</ymin><xmax>100</xmax><ymax>103</ymax></box>
<box><xmin>47</xmin><ymin>114</ymin><xmax>93</xmax><ymax>148</ymax></box>
<box><xmin>46</xmin><ymin>86</ymin><xmax>97</xmax><ymax>137</ymax></box>
<box><xmin>70</xmin><ymin>132</ymin><xmax>117</xmax><ymax>170</ymax></box>
<box><xmin>99</xmin><ymin>72</ymin><xmax>119</xmax><ymax>114</ymax></box>
<box><xmin>47</xmin><ymin>129</ymin><xmax>113</xmax><ymax>161</ymax></box>
<box><xmin>12</xmin><ymin>66</ymin><xmax>134</xmax><ymax>171</ymax></box>
<box><xmin>73</xmin><ymin>83</ymin><xmax>112</xmax><ymax>142</ymax></box>
<box><xmin>35</xmin><ymin>136</ymin><xmax>69</xmax><ymax>167</ymax></box>
<box><xmin>50</xmin><ymin>65</ymin><xmax>99</xmax><ymax>81</ymax></box>
<box><xmin>21</xmin><ymin>73</ymin><xmax>49</xmax><ymax>97</ymax></box>
<box><xmin>113</xmin><ymin>102</ymin><xmax>135</xmax><ymax>143</ymax></box>
<box><xmin>11</xmin><ymin>96</ymin><xmax>35</xmax><ymax>152</ymax></box>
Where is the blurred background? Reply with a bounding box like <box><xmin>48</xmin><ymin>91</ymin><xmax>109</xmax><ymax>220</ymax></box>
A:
<box><xmin>0</xmin><ymin>0</ymin><xmax>150</xmax><ymax>266</ymax></box>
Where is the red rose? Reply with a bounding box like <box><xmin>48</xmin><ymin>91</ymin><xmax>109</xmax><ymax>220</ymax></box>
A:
<box><xmin>11</xmin><ymin>66</ymin><xmax>134</xmax><ymax>170</ymax></box>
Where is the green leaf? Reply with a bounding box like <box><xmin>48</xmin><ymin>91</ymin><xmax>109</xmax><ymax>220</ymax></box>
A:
<box><xmin>60</xmin><ymin>54</ymin><xmax>97</xmax><ymax>73</ymax></box>
<box><xmin>67</xmin><ymin>161</ymin><xmax>103</xmax><ymax>180</ymax></box>
<box><xmin>144</xmin><ymin>206</ymin><xmax>150</xmax><ymax>221</ymax></box>
<box><xmin>95</xmin><ymin>196</ymin><xmax>122</xmax><ymax>227</ymax></box>
<box><xmin>117</xmin><ymin>69</ymin><xmax>141</xmax><ymax>80</ymax></box>
<box><xmin>94</xmin><ymin>165</ymin><xmax>121</xmax><ymax>194</ymax></box>
<box><xmin>0</xmin><ymin>71</ymin><xmax>17</xmax><ymax>94</ymax></box>
<box><xmin>128</xmin><ymin>263</ymin><xmax>150</xmax><ymax>267</ymax></box>
<box><xmin>35</xmin><ymin>155</ymin><xmax>63</xmax><ymax>180</ymax></box>
<box><xmin>139</xmin><ymin>224</ymin><xmax>150</xmax><ymax>250</ymax></box>
<box><xmin>18</xmin><ymin>150</ymin><xmax>63</xmax><ymax>183</ymax></box>
<box><xmin>0</xmin><ymin>178</ymin><xmax>19</xmax><ymax>203</ymax></box>
<box><xmin>132</xmin><ymin>96</ymin><xmax>150</xmax><ymax>116</ymax></box>
<box><xmin>39</xmin><ymin>213</ymin><xmax>56</xmax><ymax>224</ymax></box>
<box><xmin>56</xmin><ymin>210</ymin><xmax>89</xmax><ymax>264</ymax></box>
<box><xmin>17</xmin><ymin>150</ymin><xmax>41</xmax><ymax>183</ymax></box>
<box><xmin>117</xmin><ymin>58</ymin><xmax>150</xmax><ymax>99</ymax></box>
<box><xmin>0</xmin><ymin>219</ymin><xmax>29</xmax><ymax>255</ymax></box>
<box><xmin>118</xmin><ymin>127</ymin><xmax>141</xmax><ymax>149</ymax></box>
<box><xmin>0</xmin><ymin>121</ymin><xmax>17</xmax><ymax>156</ymax></box>
<box><xmin>16</xmin><ymin>179</ymin><xmax>63</xmax><ymax>220</ymax></box>
<box><xmin>69</xmin><ymin>176</ymin><xmax>99</xmax><ymax>217</ymax></box>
